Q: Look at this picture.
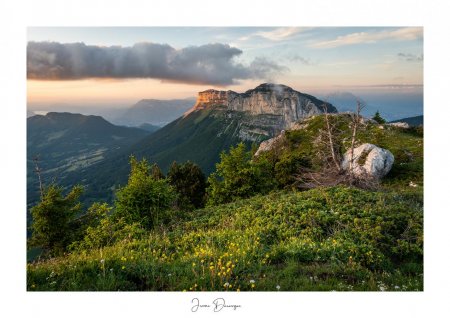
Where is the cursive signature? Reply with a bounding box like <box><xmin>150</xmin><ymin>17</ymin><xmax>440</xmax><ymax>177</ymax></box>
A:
<box><xmin>191</xmin><ymin>297</ymin><xmax>241</xmax><ymax>312</ymax></box>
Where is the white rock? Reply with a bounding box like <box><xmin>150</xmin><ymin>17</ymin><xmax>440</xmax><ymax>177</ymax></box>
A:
<box><xmin>254</xmin><ymin>130</ymin><xmax>286</xmax><ymax>156</ymax></box>
<box><xmin>341</xmin><ymin>143</ymin><xmax>394</xmax><ymax>179</ymax></box>
<box><xmin>388</xmin><ymin>122</ymin><xmax>410</xmax><ymax>129</ymax></box>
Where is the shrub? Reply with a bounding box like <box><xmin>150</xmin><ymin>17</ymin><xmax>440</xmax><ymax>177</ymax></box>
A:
<box><xmin>114</xmin><ymin>156</ymin><xmax>177</xmax><ymax>229</ymax></box>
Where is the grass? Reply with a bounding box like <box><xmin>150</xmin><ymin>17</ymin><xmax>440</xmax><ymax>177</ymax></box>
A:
<box><xmin>27</xmin><ymin>186</ymin><xmax>423</xmax><ymax>291</ymax></box>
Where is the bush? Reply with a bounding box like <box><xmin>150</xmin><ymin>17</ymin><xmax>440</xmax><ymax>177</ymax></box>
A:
<box><xmin>29</xmin><ymin>184</ymin><xmax>84</xmax><ymax>255</ymax></box>
<box><xmin>206</xmin><ymin>143</ymin><xmax>275</xmax><ymax>205</ymax></box>
<box><xmin>114</xmin><ymin>156</ymin><xmax>177</xmax><ymax>229</ymax></box>
<box><xmin>167</xmin><ymin>161</ymin><xmax>207</xmax><ymax>210</ymax></box>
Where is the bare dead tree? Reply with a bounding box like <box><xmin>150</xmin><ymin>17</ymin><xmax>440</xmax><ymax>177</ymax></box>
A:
<box><xmin>348</xmin><ymin>100</ymin><xmax>365</xmax><ymax>184</ymax></box>
<box><xmin>33</xmin><ymin>155</ymin><xmax>44</xmax><ymax>200</ymax></box>
<box><xmin>322</xmin><ymin>103</ymin><xmax>341</xmax><ymax>171</ymax></box>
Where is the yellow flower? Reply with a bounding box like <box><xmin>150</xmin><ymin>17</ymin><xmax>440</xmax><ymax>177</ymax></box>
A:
<box><xmin>31</xmin><ymin>284</ymin><xmax>35</xmax><ymax>288</ymax></box>
<box><xmin>237</xmin><ymin>288</ymin><xmax>240</xmax><ymax>292</ymax></box>
<box><xmin>121</xmin><ymin>266</ymin><xmax>126</xmax><ymax>270</ymax></box>
<box><xmin>251</xmin><ymin>284</ymin><xmax>255</xmax><ymax>288</ymax></box>
<box><xmin>192</xmin><ymin>263</ymin><xmax>196</xmax><ymax>267</ymax></box>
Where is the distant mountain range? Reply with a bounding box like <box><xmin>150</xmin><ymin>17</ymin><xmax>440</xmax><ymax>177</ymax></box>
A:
<box><xmin>324</xmin><ymin>91</ymin><xmax>423</xmax><ymax>121</ymax></box>
<box><xmin>389</xmin><ymin>115</ymin><xmax>423</xmax><ymax>127</ymax></box>
<box><xmin>27</xmin><ymin>112</ymin><xmax>150</xmax><ymax>207</ymax></box>
<box><xmin>111</xmin><ymin>98</ymin><xmax>196</xmax><ymax>127</ymax></box>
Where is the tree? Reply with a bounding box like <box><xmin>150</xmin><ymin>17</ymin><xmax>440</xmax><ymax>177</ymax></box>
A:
<box><xmin>114</xmin><ymin>156</ymin><xmax>176</xmax><ymax>229</ymax></box>
<box><xmin>207</xmin><ymin>143</ymin><xmax>274</xmax><ymax>205</ymax></box>
<box><xmin>167</xmin><ymin>161</ymin><xmax>206</xmax><ymax>210</ymax></box>
<box><xmin>372</xmin><ymin>110</ymin><xmax>386</xmax><ymax>124</ymax></box>
<box><xmin>30</xmin><ymin>184</ymin><xmax>84</xmax><ymax>255</ymax></box>
<box><xmin>151</xmin><ymin>163</ymin><xmax>165</xmax><ymax>180</ymax></box>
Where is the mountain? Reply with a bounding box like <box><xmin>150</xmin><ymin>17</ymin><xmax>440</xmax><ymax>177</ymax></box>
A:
<box><xmin>325</xmin><ymin>91</ymin><xmax>423</xmax><ymax>121</ymax></box>
<box><xmin>389</xmin><ymin>115</ymin><xmax>423</xmax><ymax>127</ymax></box>
<box><xmin>112</xmin><ymin>98</ymin><xmax>196</xmax><ymax>127</ymax></box>
<box><xmin>27</xmin><ymin>112</ymin><xmax>150</xmax><ymax>207</ymax></box>
<box><xmin>138</xmin><ymin>123</ymin><xmax>161</xmax><ymax>133</ymax></box>
<box><xmin>27</xmin><ymin>110</ymin><xmax>36</xmax><ymax>117</ymax></box>
<box><xmin>62</xmin><ymin>84</ymin><xmax>336</xmax><ymax>204</ymax></box>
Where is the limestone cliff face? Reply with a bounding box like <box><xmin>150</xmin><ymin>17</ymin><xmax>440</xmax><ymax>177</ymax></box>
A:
<box><xmin>190</xmin><ymin>83</ymin><xmax>337</xmax><ymax>129</ymax></box>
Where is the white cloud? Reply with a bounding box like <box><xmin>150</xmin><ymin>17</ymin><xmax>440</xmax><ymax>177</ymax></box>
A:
<box><xmin>310</xmin><ymin>27</ymin><xmax>423</xmax><ymax>49</ymax></box>
<box><xmin>239</xmin><ymin>27</ymin><xmax>313</xmax><ymax>42</ymax></box>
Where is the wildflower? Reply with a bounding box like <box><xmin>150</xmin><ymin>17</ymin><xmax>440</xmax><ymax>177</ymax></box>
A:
<box><xmin>276</xmin><ymin>285</ymin><xmax>281</xmax><ymax>290</ymax></box>
<box><xmin>250</xmin><ymin>279</ymin><xmax>255</xmax><ymax>284</ymax></box>
<box><xmin>192</xmin><ymin>263</ymin><xmax>196</xmax><ymax>267</ymax></box>
<box><xmin>122</xmin><ymin>266</ymin><xmax>126</xmax><ymax>270</ymax></box>
<box><xmin>168</xmin><ymin>273</ymin><xmax>172</xmax><ymax>277</ymax></box>
<box><xmin>224</xmin><ymin>282</ymin><xmax>230</xmax><ymax>288</ymax></box>
<box><xmin>251</xmin><ymin>284</ymin><xmax>255</xmax><ymax>289</ymax></box>
<box><xmin>409</xmin><ymin>181</ymin><xmax>418</xmax><ymax>188</ymax></box>
<box><xmin>395</xmin><ymin>285</ymin><xmax>400</xmax><ymax>289</ymax></box>
<box><xmin>110</xmin><ymin>268</ymin><xmax>113</xmax><ymax>272</ymax></box>
<box><xmin>31</xmin><ymin>284</ymin><xmax>35</xmax><ymax>288</ymax></box>
<box><xmin>100</xmin><ymin>259</ymin><xmax>105</xmax><ymax>264</ymax></box>
<box><xmin>237</xmin><ymin>288</ymin><xmax>240</xmax><ymax>292</ymax></box>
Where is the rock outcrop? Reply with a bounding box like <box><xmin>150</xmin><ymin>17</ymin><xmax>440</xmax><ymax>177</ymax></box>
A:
<box><xmin>341</xmin><ymin>143</ymin><xmax>394</xmax><ymax>179</ymax></box>
<box><xmin>254</xmin><ymin>130</ymin><xmax>286</xmax><ymax>157</ymax></box>
<box><xmin>189</xmin><ymin>83</ymin><xmax>337</xmax><ymax>129</ymax></box>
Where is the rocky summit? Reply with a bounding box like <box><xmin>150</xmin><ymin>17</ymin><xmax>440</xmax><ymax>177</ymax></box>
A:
<box><xmin>188</xmin><ymin>83</ymin><xmax>337</xmax><ymax>131</ymax></box>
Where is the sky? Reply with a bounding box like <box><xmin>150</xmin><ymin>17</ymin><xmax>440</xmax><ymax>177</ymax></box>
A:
<box><xmin>27</xmin><ymin>27</ymin><xmax>423</xmax><ymax>117</ymax></box>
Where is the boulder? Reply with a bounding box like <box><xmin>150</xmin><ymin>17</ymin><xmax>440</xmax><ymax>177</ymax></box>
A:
<box><xmin>341</xmin><ymin>143</ymin><xmax>394</xmax><ymax>179</ymax></box>
<box><xmin>388</xmin><ymin>122</ymin><xmax>410</xmax><ymax>129</ymax></box>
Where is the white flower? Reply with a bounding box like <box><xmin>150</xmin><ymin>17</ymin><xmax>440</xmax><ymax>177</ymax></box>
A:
<box><xmin>250</xmin><ymin>279</ymin><xmax>255</xmax><ymax>284</ymax></box>
<box><xmin>168</xmin><ymin>273</ymin><xmax>172</xmax><ymax>277</ymax></box>
<box><xmin>395</xmin><ymin>285</ymin><xmax>400</xmax><ymax>289</ymax></box>
<box><xmin>276</xmin><ymin>285</ymin><xmax>281</xmax><ymax>290</ymax></box>
<box><xmin>409</xmin><ymin>181</ymin><xmax>418</xmax><ymax>187</ymax></box>
<box><xmin>224</xmin><ymin>282</ymin><xmax>230</xmax><ymax>287</ymax></box>
<box><xmin>100</xmin><ymin>259</ymin><xmax>105</xmax><ymax>263</ymax></box>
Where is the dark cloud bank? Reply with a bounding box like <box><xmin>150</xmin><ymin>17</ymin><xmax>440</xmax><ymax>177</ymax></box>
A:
<box><xmin>27</xmin><ymin>41</ymin><xmax>286</xmax><ymax>85</ymax></box>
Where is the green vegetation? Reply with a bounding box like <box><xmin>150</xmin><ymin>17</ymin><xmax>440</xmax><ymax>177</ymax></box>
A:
<box><xmin>27</xmin><ymin>187</ymin><xmax>422</xmax><ymax>291</ymax></box>
<box><xmin>27</xmin><ymin>113</ymin><xmax>423</xmax><ymax>291</ymax></box>
<box><xmin>207</xmin><ymin>143</ymin><xmax>274</xmax><ymax>205</ymax></box>
<box><xmin>114</xmin><ymin>156</ymin><xmax>177</xmax><ymax>229</ymax></box>
<box><xmin>372</xmin><ymin>111</ymin><xmax>386</xmax><ymax>124</ymax></box>
<box><xmin>167</xmin><ymin>161</ymin><xmax>207</xmax><ymax>210</ymax></box>
<box><xmin>29</xmin><ymin>184</ymin><xmax>84</xmax><ymax>255</ymax></box>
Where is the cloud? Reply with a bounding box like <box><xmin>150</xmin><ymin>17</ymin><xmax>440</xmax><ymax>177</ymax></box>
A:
<box><xmin>27</xmin><ymin>41</ymin><xmax>286</xmax><ymax>85</ymax></box>
<box><xmin>398</xmin><ymin>53</ymin><xmax>423</xmax><ymax>62</ymax></box>
<box><xmin>239</xmin><ymin>27</ymin><xmax>312</xmax><ymax>42</ymax></box>
<box><xmin>310</xmin><ymin>27</ymin><xmax>423</xmax><ymax>49</ymax></box>
<box><xmin>288</xmin><ymin>54</ymin><xmax>314</xmax><ymax>65</ymax></box>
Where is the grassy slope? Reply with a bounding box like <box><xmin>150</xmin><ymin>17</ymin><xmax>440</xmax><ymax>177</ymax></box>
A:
<box><xmin>27</xmin><ymin>115</ymin><xmax>423</xmax><ymax>291</ymax></box>
<box><xmin>28</xmin><ymin>186</ymin><xmax>422</xmax><ymax>291</ymax></box>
